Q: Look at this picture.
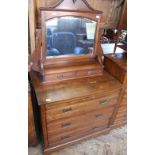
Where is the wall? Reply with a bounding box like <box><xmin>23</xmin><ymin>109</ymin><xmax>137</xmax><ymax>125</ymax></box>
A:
<box><xmin>35</xmin><ymin>0</ymin><xmax>122</xmax><ymax>28</ymax></box>
<box><xmin>29</xmin><ymin>0</ymin><xmax>124</xmax><ymax>53</ymax></box>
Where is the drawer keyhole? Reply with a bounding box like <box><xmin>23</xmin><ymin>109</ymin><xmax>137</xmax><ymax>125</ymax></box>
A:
<box><xmin>99</xmin><ymin>99</ymin><xmax>108</xmax><ymax>105</ymax></box>
<box><xmin>61</xmin><ymin>122</ymin><xmax>71</xmax><ymax>128</ymax></box>
<box><xmin>61</xmin><ymin>135</ymin><xmax>70</xmax><ymax>140</ymax></box>
<box><xmin>57</xmin><ymin>75</ymin><xmax>64</xmax><ymax>79</ymax></box>
<box><xmin>63</xmin><ymin>107</ymin><xmax>72</xmax><ymax>113</ymax></box>
<box><xmin>95</xmin><ymin>113</ymin><xmax>102</xmax><ymax>118</ymax></box>
<box><xmin>92</xmin><ymin>126</ymin><xmax>100</xmax><ymax>130</ymax></box>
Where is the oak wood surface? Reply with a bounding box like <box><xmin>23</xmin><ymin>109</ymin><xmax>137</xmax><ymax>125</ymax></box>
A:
<box><xmin>28</xmin><ymin>91</ymin><xmax>38</xmax><ymax>146</ymax></box>
<box><xmin>104</xmin><ymin>52</ymin><xmax>127</xmax><ymax>128</ymax></box>
<box><xmin>30</xmin><ymin>70</ymin><xmax>122</xmax><ymax>104</ymax></box>
<box><xmin>29</xmin><ymin>1</ymin><xmax>126</xmax><ymax>154</ymax></box>
<box><xmin>35</xmin><ymin>0</ymin><xmax>123</xmax><ymax>29</ymax></box>
<box><xmin>46</xmin><ymin>107</ymin><xmax>114</xmax><ymax>135</ymax></box>
<box><xmin>44</xmin><ymin>128</ymin><xmax>110</xmax><ymax>154</ymax></box>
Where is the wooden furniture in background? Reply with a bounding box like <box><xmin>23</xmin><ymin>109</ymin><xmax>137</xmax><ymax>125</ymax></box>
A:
<box><xmin>113</xmin><ymin>0</ymin><xmax>127</xmax><ymax>53</ymax></box>
<box><xmin>28</xmin><ymin>82</ymin><xmax>38</xmax><ymax>146</ymax></box>
<box><xmin>104</xmin><ymin>52</ymin><xmax>127</xmax><ymax>128</ymax></box>
<box><xmin>29</xmin><ymin>0</ymin><xmax>37</xmax><ymax>54</ymax></box>
<box><xmin>28</xmin><ymin>0</ymin><xmax>126</xmax><ymax>53</ymax></box>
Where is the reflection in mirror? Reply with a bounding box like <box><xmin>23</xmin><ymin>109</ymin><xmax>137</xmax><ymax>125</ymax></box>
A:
<box><xmin>45</xmin><ymin>16</ymin><xmax>97</xmax><ymax>57</ymax></box>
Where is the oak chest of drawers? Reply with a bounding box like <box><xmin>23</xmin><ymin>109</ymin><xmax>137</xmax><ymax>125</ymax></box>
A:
<box><xmin>29</xmin><ymin>1</ymin><xmax>126</xmax><ymax>154</ymax></box>
<box><xmin>30</xmin><ymin>71</ymin><xmax>122</xmax><ymax>154</ymax></box>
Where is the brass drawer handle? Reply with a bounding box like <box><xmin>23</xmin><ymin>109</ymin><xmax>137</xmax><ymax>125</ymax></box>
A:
<box><xmin>63</xmin><ymin>107</ymin><xmax>72</xmax><ymax>113</ymax></box>
<box><xmin>99</xmin><ymin>99</ymin><xmax>108</xmax><ymax>105</ymax></box>
<box><xmin>61</xmin><ymin>135</ymin><xmax>70</xmax><ymax>140</ymax></box>
<box><xmin>57</xmin><ymin>74</ymin><xmax>64</xmax><ymax>79</ymax></box>
<box><xmin>95</xmin><ymin>113</ymin><xmax>102</xmax><ymax>118</ymax></box>
<box><xmin>92</xmin><ymin>126</ymin><xmax>100</xmax><ymax>130</ymax></box>
<box><xmin>61</xmin><ymin>122</ymin><xmax>71</xmax><ymax>128</ymax></box>
<box><xmin>88</xmin><ymin>71</ymin><xmax>92</xmax><ymax>75</ymax></box>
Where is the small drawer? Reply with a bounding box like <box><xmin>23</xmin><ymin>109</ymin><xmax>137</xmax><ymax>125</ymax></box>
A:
<box><xmin>87</xmin><ymin>69</ymin><xmax>103</xmax><ymax>76</ymax></box>
<box><xmin>45</xmin><ymin>72</ymin><xmax>76</xmax><ymax>82</ymax></box>
<box><xmin>76</xmin><ymin>69</ymin><xmax>103</xmax><ymax>77</ymax></box>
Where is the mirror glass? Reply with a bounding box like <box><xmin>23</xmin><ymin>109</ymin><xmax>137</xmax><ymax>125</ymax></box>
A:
<box><xmin>45</xmin><ymin>16</ymin><xmax>97</xmax><ymax>57</ymax></box>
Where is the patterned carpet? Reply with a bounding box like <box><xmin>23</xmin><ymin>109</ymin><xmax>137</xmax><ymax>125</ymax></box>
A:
<box><xmin>29</xmin><ymin>125</ymin><xmax>127</xmax><ymax>155</ymax></box>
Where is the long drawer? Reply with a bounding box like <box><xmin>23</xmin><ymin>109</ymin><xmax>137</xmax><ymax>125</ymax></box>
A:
<box><xmin>47</xmin><ymin>106</ymin><xmax>114</xmax><ymax>135</ymax></box>
<box><xmin>48</xmin><ymin>119</ymin><xmax>109</xmax><ymax>146</ymax></box>
<box><xmin>46</xmin><ymin>92</ymin><xmax>119</xmax><ymax>122</ymax></box>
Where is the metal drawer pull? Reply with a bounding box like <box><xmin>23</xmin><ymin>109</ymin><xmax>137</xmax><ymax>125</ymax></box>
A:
<box><xmin>88</xmin><ymin>71</ymin><xmax>92</xmax><ymax>75</ymax></box>
<box><xmin>92</xmin><ymin>126</ymin><xmax>100</xmax><ymax>130</ymax></box>
<box><xmin>63</xmin><ymin>107</ymin><xmax>72</xmax><ymax>113</ymax></box>
<box><xmin>61</xmin><ymin>122</ymin><xmax>71</xmax><ymax>128</ymax></box>
<box><xmin>95</xmin><ymin>113</ymin><xmax>102</xmax><ymax>118</ymax></box>
<box><xmin>99</xmin><ymin>99</ymin><xmax>108</xmax><ymax>105</ymax></box>
<box><xmin>57</xmin><ymin>74</ymin><xmax>64</xmax><ymax>79</ymax></box>
<box><xmin>124</xmin><ymin>115</ymin><xmax>127</xmax><ymax>119</ymax></box>
<box><xmin>61</xmin><ymin>135</ymin><xmax>70</xmax><ymax>140</ymax></box>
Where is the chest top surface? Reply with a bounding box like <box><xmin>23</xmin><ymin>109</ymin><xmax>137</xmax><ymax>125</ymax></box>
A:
<box><xmin>30</xmin><ymin>70</ymin><xmax>122</xmax><ymax>105</ymax></box>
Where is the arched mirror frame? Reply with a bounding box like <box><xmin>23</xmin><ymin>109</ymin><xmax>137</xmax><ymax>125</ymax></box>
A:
<box><xmin>41</xmin><ymin>9</ymin><xmax>102</xmax><ymax>65</ymax></box>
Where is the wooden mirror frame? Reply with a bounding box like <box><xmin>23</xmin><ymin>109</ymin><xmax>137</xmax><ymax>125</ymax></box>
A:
<box><xmin>40</xmin><ymin>8</ymin><xmax>102</xmax><ymax>66</ymax></box>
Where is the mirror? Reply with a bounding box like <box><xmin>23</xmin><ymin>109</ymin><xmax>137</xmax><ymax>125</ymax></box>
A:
<box><xmin>45</xmin><ymin>16</ymin><xmax>97</xmax><ymax>57</ymax></box>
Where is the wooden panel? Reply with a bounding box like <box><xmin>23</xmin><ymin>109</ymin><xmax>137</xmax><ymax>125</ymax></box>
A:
<box><xmin>28</xmin><ymin>91</ymin><xmax>38</xmax><ymax>146</ymax></box>
<box><xmin>47</xmin><ymin>106</ymin><xmax>114</xmax><ymax>135</ymax></box>
<box><xmin>46</xmin><ymin>93</ymin><xmax>118</xmax><ymax>121</ymax></box>
<box><xmin>29</xmin><ymin>0</ymin><xmax>36</xmax><ymax>53</ymax></box>
<box><xmin>30</xmin><ymin>71</ymin><xmax>122</xmax><ymax>105</ymax></box>
<box><xmin>35</xmin><ymin>0</ymin><xmax>123</xmax><ymax>28</ymax></box>
<box><xmin>117</xmin><ymin>0</ymin><xmax>127</xmax><ymax>30</ymax></box>
<box><xmin>48</xmin><ymin>121</ymin><xmax>109</xmax><ymax>146</ymax></box>
<box><xmin>44</xmin><ymin>69</ymin><xmax>103</xmax><ymax>83</ymax></box>
<box><xmin>104</xmin><ymin>53</ymin><xmax>127</xmax><ymax>83</ymax></box>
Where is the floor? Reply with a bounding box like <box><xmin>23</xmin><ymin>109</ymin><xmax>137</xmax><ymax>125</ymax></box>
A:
<box><xmin>29</xmin><ymin>125</ymin><xmax>127</xmax><ymax>155</ymax></box>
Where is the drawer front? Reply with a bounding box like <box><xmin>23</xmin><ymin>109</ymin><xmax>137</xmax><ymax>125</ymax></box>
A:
<box><xmin>115</xmin><ymin>110</ymin><xmax>127</xmax><ymax>119</ymax></box>
<box><xmin>121</xmin><ymin>96</ymin><xmax>127</xmax><ymax>105</ymax></box>
<box><xmin>47</xmin><ymin>107</ymin><xmax>114</xmax><ymax>135</ymax></box>
<box><xmin>45</xmin><ymin>69</ymin><xmax>103</xmax><ymax>83</ymax></box>
<box><xmin>121</xmin><ymin>90</ymin><xmax>127</xmax><ymax>106</ymax></box>
<box><xmin>46</xmin><ymin>95</ymin><xmax>118</xmax><ymax>122</ymax></box>
<box><xmin>48</xmin><ymin>119</ymin><xmax>109</xmax><ymax>146</ymax></box>
<box><xmin>114</xmin><ymin>115</ymin><xmax>127</xmax><ymax>125</ymax></box>
<box><xmin>114</xmin><ymin>105</ymin><xmax>127</xmax><ymax>125</ymax></box>
<box><xmin>45</xmin><ymin>72</ymin><xmax>75</xmax><ymax>82</ymax></box>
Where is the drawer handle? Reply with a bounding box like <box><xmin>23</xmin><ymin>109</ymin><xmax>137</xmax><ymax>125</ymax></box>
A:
<box><xmin>61</xmin><ymin>135</ymin><xmax>70</xmax><ymax>140</ymax></box>
<box><xmin>92</xmin><ymin>126</ymin><xmax>100</xmax><ymax>130</ymax></box>
<box><xmin>99</xmin><ymin>99</ymin><xmax>108</xmax><ymax>105</ymax></box>
<box><xmin>61</xmin><ymin>122</ymin><xmax>71</xmax><ymax>128</ymax></box>
<box><xmin>57</xmin><ymin>74</ymin><xmax>64</xmax><ymax>79</ymax></box>
<box><xmin>95</xmin><ymin>113</ymin><xmax>102</xmax><ymax>118</ymax></box>
<box><xmin>88</xmin><ymin>71</ymin><xmax>92</xmax><ymax>75</ymax></box>
<box><xmin>63</xmin><ymin>107</ymin><xmax>72</xmax><ymax>113</ymax></box>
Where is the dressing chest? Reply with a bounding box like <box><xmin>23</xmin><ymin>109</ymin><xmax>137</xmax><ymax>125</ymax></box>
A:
<box><xmin>30</xmin><ymin>0</ymin><xmax>127</xmax><ymax>154</ymax></box>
